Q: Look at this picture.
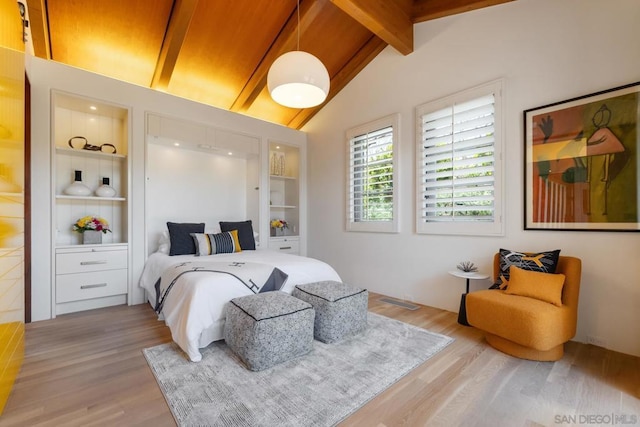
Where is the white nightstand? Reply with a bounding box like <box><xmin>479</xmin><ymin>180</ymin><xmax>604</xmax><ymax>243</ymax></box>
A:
<box><xmin>55</xmin><ymin>244</ymin><xmax>128</xmax><ymax>314</ymax></box>
<box><xmin>268</xmin><ymin>236</ymin><xmax>299</xmax><ymax>255</ymax></box>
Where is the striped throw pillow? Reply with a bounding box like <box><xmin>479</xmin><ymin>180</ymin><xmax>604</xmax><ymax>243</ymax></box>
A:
<box><xmin>190</xmin><ymin>230</ymin><xmax>241</xmax><ymax>256</ymax></box>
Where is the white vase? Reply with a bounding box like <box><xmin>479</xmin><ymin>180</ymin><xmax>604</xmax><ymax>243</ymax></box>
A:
<box><xmin>64</xmin><ymin>170</ymin><xmax>91</xmax><ymax>196</ymax></box>
<box><xmin>83</xmin><ymin>230</ymin><xmax>102</xmax><ymax>245</ymax></box>
<box><xmin>95</xmin><ymin>177</ymin><xmax>116</xmax><ymax>197</ymax></box>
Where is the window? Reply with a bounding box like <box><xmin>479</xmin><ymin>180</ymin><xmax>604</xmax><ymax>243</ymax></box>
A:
<box><xmin>346</xmin><ymin>114</ymin><xmax>399</xmax><ymax>233</ymax></box>
<box><xmin>416</xmin><ymin>80</ymin><xmax>503</xmax><ymax>236</ymax></box>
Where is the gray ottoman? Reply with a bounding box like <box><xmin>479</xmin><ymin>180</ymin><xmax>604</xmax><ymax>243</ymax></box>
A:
<box><xmin>224</xmin><ymin>291</ymin><xmax>315</xmax><ymax>371</ymax></box>
<box><xmin>292</xmin><ymin>281</ymin><xmax>368</xmax><ymax>343</ymax></box>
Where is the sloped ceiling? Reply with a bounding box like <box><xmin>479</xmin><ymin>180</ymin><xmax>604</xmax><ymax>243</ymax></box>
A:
<box><xmin>25</xmin><ymin>0</ymin><xmax>514</xmax><ymax>129</ymax></box>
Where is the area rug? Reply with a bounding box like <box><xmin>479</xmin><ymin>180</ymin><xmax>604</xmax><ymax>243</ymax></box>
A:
<box><xmin>143</xmin><ymin>312</ymin><xmax>453</xmax><ymax>427</ymax></box>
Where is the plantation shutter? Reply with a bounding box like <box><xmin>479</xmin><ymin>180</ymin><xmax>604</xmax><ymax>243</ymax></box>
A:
<box><xmin>419</xmin><ymin>93</ymin><xmax>496</xmax><ymax>222</ymax></box>
<box><xmin>349</xmin><ymin>125</ymin><xmax>394</xmax><ymax>223</ymax></box>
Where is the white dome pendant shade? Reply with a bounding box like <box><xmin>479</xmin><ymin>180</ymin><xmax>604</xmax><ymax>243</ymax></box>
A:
<box><xmin>267</xmin><ymin>51</ymin><xmax>330</xmax><ymax>109</ymax></box>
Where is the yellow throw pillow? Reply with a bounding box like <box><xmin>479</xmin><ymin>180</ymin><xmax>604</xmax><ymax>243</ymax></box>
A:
<box><xmin>504</xmin><ymin>265</ymin><xmax>565</xmax><ymax>306</ymax></box>
<box><xmin>229</xmin><ymin>229</ymin><xmax>242</xmax><ymax>253</ymax></box>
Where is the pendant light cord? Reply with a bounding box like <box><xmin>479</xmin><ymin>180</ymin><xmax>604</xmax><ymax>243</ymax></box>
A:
<box><xmin>297</xmin><ymin>0</ymin><xmax>300</xmax><ymax>51</ymax></box>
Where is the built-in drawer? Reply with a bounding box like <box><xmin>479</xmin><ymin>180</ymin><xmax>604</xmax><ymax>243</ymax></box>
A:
<box><xmin>56</xmin><ymin>246</ymin><xmax>127</xmax><ymax>274</ymax></box>
<box><xmin>56</xmin><ymin>269</ymin><xmax>127</xmax><ymax>303</ymax></box>
<box><xmin>269</xmin><ymin>237</ymin><xmax>299</xmax><ymax>255</ymax></box>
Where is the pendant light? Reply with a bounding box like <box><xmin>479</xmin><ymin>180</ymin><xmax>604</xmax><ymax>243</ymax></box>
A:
<box><xmin>267</xmin><ymin>0</ymin><xmax>330</xmax><ymax>109</ymax></box>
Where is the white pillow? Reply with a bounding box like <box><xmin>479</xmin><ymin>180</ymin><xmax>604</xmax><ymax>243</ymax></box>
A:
<box><xmin>157</xmin><ymin>230</ymin><xmax>171</xmax><ymax>254</ymax></box>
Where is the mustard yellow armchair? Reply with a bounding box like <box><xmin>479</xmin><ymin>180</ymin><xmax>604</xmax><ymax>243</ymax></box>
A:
<box><xmin>466</xmin><ymin>254</ymin><xmax>581</xmax><ymax>361</ymax></box>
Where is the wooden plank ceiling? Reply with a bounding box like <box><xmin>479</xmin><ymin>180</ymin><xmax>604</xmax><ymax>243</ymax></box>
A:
<box><xmin>25</xmin><ymin>0</ymin><xmax>514</xmax><ymax>129</ymax></box>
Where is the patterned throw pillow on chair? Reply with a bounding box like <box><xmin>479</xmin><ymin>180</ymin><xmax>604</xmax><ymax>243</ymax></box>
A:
<box><xmin>490</xmin><ymin>248</ymin><xmax>561</xmax><ymax>290</ymax></box>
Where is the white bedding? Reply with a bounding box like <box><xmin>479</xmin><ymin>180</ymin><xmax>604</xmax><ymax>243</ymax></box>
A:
<box><xmin>139</xmin><ymin>250</ymin><xmax>341</xmax><ymax>361</ymax></box>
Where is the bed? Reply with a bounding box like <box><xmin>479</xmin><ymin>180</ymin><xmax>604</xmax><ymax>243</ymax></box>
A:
<box><xmin>139</xmin><ymin>250</ymin><xmax>342</xmax><ymax>361</ymax></box>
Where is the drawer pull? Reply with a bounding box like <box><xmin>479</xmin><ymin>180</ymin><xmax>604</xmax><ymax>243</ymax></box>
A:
<box><xmin>80</xmin><ymin>260</ymin><xmax>108</xmax><ymax>266</ymax></box>
<box><xmin>81</xmin><ymin>283</ymin><xmax>107</xmax><ymax>289</ymax></box>
<box><xmin>279</xmin><ymin>246</ymin><xmax>292</xmax><ymax>250</ymax></box>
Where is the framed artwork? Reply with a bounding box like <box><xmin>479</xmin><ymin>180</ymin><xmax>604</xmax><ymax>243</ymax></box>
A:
<box><xmin>524</xmin><ymin>82</ymin><xmax>639</xmax><ymax>231</ymax></box>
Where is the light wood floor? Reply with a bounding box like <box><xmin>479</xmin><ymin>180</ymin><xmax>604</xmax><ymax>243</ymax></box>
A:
<box><xmin>2</xmin><ymin>294</ymin><xmax>639</xmax><ymax>426</ymax></box>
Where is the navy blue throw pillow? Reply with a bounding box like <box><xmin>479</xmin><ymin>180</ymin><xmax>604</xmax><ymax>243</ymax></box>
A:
<box><xmin>167</xmin><ymin>222</ymin><xmax>205</xmax><ymax>256</ymax></box>
<box><xmin>219</xmin><ymin>220</ymin><xmax>256</xmax><ymax>250</ymax></box>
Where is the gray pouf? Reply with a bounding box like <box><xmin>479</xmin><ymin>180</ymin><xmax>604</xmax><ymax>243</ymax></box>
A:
<box><xmin>224</xmin><ymin>291</ymin><xmax>315</xmax><ymax>371</ymax></box>
<box><xmin>292</xmin><ymin>281</ymin><xmax>368</xmax><ymax>343</ymax></box>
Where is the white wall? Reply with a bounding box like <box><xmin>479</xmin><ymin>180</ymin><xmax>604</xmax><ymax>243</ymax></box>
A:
<box><xmin>27</xmin><ymin>57</ymin><xmax>305</xmax><ymax>321</ymax></box>
<box><xmin>145</xmin><ymin>143</ymin><xmax>250</xmax><ymax>254</ymax></box>
<box><xmin>304</xmin><ymin>0</ymin><xmax>640</xmax><ymax>357</ymax></box>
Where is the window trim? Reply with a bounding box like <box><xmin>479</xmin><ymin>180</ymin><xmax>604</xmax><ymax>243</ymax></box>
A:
<box><xmin>415</xmin><ymin>80</ymin><xmax>504</xmax><ymax>236</ymax></box>
<box><xmin>346</xmin><ymin>113</ymin><xmax>400</xmax><ymax>233</ymax></box>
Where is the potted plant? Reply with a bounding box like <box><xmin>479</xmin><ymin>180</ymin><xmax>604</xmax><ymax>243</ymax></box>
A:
<box><xmin>270</xmin><ymin>219</ymin><xmax>288</xmax><ymax>236</ymax></box>
<box><xmin>73</xmin><ymin>216</ymin><xmax>111</xmax><ymax>244</ymax></box>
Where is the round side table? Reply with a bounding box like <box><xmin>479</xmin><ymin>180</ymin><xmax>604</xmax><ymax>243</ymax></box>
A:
<box><xmin>448</xmin><ymin>270</ymin><xmax>490</xmax><ymax>294</ymax></box>
<box><xmin>448</xmin><ymin>270</ymin><xmax>489</xmax><ymax>326</ymax></box>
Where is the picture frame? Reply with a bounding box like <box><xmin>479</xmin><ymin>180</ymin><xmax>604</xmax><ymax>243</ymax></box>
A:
<box><xmin>524</xmin><ymin>82</ymin><xmax>639</xmax><ymax>231</ymax></box>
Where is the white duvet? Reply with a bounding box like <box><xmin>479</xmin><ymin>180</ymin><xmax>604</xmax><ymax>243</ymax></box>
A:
<box><xmin>139</xmin><ymin>250</ymin><xmax>341</xmax><ymax>361</ymax></box>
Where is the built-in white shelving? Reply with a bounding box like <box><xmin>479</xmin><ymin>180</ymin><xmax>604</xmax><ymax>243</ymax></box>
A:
<box><xmin>51</xmin><ymin>91</ymin><xmax>132</xmax><ymax>315</ymax></box>
<box><xmin>55</xmin><ymin>195</ymin><xmax>126</xmax><ymax>202</ymax></box>
<box><xmin>268</xmin><ymin>142</ymin><xmax>301</xmax><ymax>254</ymax></box>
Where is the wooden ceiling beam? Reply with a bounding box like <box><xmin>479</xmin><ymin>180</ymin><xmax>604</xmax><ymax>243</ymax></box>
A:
<box><xmin>288</xmin><ymin>35</ymin><xmax>388</xmax><ymax>129</ymax></box>
<box><xmin>330</xmin><ymin>0</ymin><xmax>413</xmax><ymax>56</ymax></box>
<box><xmin>230</xmin><ymin>0</ymin><xmax>327</xmax><ymax>113</ymax></box>
<box><xmin>412</xmin><ymin>0</ymin><xmax>515</xmax><ymax>23</ymax></box>
<box><xmin>151</xmin><ymin>0</ymin><xmax>199</xmax><ymax>90</ymax></box>
<box><xmin>25</xmin><ymin>0</ymin><xmax>51</xmax><ymax>59</ymax></box>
